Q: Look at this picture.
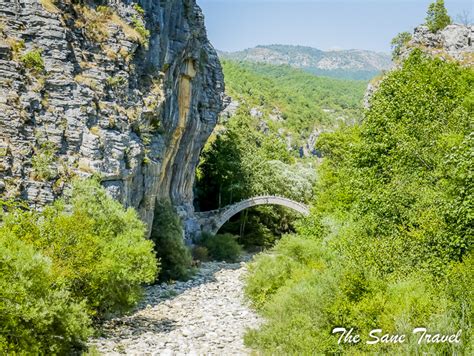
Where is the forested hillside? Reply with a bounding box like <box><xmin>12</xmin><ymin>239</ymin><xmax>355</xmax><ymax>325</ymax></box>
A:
<box><xmin>244</xmin><ymin>48</ymin><xmax>473</xmax><ymax>354</ymax></box>
<box><xmin>196</xmin><ymin>60</ymin><xmax>366</xmax><ymax>246</ymax></box>
<box><xmin>222</xmin><ymin>61</ymin><xmax>366</xmax><ymax>137</ymax></box>
<box><xmin>220</xmin><ymin>44</ymin><xmax>392</xmax><ymax>80</ymax></box>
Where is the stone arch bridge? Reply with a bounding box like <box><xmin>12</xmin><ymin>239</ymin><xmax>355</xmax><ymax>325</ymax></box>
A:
<box><xmin>186</xmin><ymin>196</ymin><xmax>310</xmax><ymax>239</ymax></box>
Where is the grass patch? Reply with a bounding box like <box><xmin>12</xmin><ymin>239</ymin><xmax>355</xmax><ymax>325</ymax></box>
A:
<box><xmin>6</xmin><ymin>38</ymin><xmax>25</xmax><ymax>59</ymax></box>
<box><xmin>106</xmin><ymin>75</ymin><xmax>126</xmax><ymax>88</ymax></box>
<box><xmin>40</xmin><ymin>0</ymin><xmax>60</xmax><ymax>13</ymax></box>
<box><xmin>75</xmin><ymin>5</ymin><xmax>144</xmax><ymax>45</ymax></box>
<box><xmin>74</xmin><ymin>74</ymin><xmax>98</xmax><ymax>90</ymax></box>
<box><xmin>21</xmin><ymin>50</ymin><xmax>44</xmax><ymax>72</ymax></box>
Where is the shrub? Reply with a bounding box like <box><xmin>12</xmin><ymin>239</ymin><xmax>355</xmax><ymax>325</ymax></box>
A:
<box><xmin>151</xmin><ymin>200</ymin><xmax>193</xmax><ymax>281</ymax></box>
<box><xmin>245</xmin><ymin>266</ymin><xmax>464</xmax><ymax>354</ymax></box>
<box><xmin>200</xmin><ymin>233</ymin><xmax>243</xmax><ymax>262</ymax></box>
<box><xmin>133</xmin><ymin>3</ymin><xmax>145</xmax><ymax>16</ymax></box>
<box><xmin>390</xmin><ymin>31</ymin><xmax>412</xmax><ymax>60</ymax></box>
<box><xmin>245</xmin><ymin>235</ymin><xmax>329</xmax><ymax>309</ymax></box>
<box><xmin>31</xmin><ymin>142</ymin><xmax>57</xmax><ymax>180</ymax></box>
<box><xmin>2</xmin><ymin>178</ymin><xmax>158</xmax><ymax>319</ymax></box>
<box><xmin>131</xmin><ymin>15</ymin><xmax>150</xmax><ymax>44</ymax></box>
<box><xmin>0</xmin><ymin>230</ymin><xmax>91</xmax><ymax>353</ymax></box>
<box><xmin>192</xmin><ymin>246</ymin><xmax>209</xmax><ymax>262</ymax></box>
<box><xmin>245</xmin><ymin>235</ymin><xmax>471</xmax><ymax>354</ymax></box>
<box><xmin>21</xmin><ymin>49</ymin><xmax>44</xmax><ymax>72</ymax></box>
<box><xmin>425</xmin><ymin>0</ymin><xmax>452</xmax><ymax>32</ymax></box>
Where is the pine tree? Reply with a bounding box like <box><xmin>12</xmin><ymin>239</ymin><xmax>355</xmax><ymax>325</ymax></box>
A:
<box><xmin>390</xmin><ymin>32</ymin><xmax>412</xmax><ymax>60</ymax></box>
<box><xmin>425</xmin><ymin>0</ymin><xmax>452</xmax><ymax>32</ymax></box>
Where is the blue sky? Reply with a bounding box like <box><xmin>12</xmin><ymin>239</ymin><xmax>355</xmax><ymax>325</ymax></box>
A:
<box><xmin>198</xmin><ymin>0</ymin><xmax>472</xmax><ymax>53</ymax></box>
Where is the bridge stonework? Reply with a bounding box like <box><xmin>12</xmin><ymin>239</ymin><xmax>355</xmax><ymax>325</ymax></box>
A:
<box><xmin>184</xmin><ymin>196</ymin><xmax>310</xmax><ymax>241</ymax></box>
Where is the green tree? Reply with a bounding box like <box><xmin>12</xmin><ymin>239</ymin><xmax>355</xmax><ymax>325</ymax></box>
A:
<box><xmin>390</xmin><ymin>31</ymin><xmax>412</xmax><ymax>60</ymax></box>
<box><xmin>2</xmin><ymin>179</ymin><xmax>158</xmax><ymax>319</ymax></box>
<box><xmin>244</xmin><ymin>50</ymin><xmax>474</xmax><ymax>354</ymax></box>
<box><xmin>151</xmin><ymin>200</ymin><xmax>193</xmax><ymax>281</ymax></box>
<box><xmin>425</xmin><ymin>0</ymin><xmax>452</xmax><ymax>32</ymax></box>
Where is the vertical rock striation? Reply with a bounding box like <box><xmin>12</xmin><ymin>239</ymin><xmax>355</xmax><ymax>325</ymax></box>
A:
<box><xmin>0</xmin><ymin>0</ymin><xmax>224</xmax><ymax>234</ymax></box>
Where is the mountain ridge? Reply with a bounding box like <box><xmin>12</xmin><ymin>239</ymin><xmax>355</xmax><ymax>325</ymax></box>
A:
<box><xmin>218</xmin><ymin>44</ymin><xmax>392</xmax><ymax>80</ymax></box>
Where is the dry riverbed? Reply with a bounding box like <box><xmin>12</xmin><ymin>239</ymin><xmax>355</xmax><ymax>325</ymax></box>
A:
<box><xmin>89</xmin><ymin>256</ymin><xmax>261</xmax><ymax>355</ymax></box>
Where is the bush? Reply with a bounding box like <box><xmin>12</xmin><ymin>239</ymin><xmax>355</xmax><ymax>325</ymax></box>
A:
<box><xmin>390</xmin><ymin>31</ymin><xmax>412</xmax><ymax>60</ymax></box>
<box><xmin>151</xmin><ymin>200</ymin><xmax>193</xmax><ymax>281</ymax></box>
<box><xmin>2</xmin><ymin>179</ymin><xmax>158</xmax><ymax>319</ymax></box>
<box><xmin>131</xmin><ymin>15</ymin><xmax>150</xmax><ymax>44</ymax></box>
<box><xmin>0</xmin><ymin>230</ymin><xmax>91</xmax><ymax>353</ymax></box>
<box><xmin>192</xmin><ymin>246</ymin><xmax>209</xmax><ymax>262</ymax></box>
<box><xmin>244</xmin><ymin>51</ymin><xmax>473</xmax><ymax>354</ymax></box>
<box><xmin>425</xmin><ymin>0</ymin><xmax>452</xmax><ymax>32</ymax></box>
<box><xmin>245</xmin><ymin>235</ymin><xmax>471</xmax><ymax>354</ymax></box>
<box><xmin>200</xmin><ymin>233</ymin><xmax>243</xmax><ymax>262</ymax></box>
<box><xmin>245</xmin><ymin>235</ymin><xmax>329</xmax><ymax>310</ymax></box>
<box><xmin>20</xmin><ymin>49</ymin><xmax>44</xmax><ymax>72</ymax></box>
<box><xmin>245</xmin><ymin>266</ymin><xmax>466</xmax><ymax>354</ymax></box>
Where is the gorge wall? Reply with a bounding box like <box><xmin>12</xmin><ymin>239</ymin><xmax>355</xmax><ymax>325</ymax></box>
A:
<box><xmin>0</xmin><ymin>0</ymin><xmax>224</xmax><ymax>234</ymax></box>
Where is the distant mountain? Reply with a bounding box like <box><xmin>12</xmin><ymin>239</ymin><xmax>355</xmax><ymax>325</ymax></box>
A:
<box><xmin>218</xmin><ymin>45</ymin><xmax>392</xmax><ymax>80</ymax></box>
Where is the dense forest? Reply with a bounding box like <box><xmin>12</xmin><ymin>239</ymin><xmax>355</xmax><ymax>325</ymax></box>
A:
<box><xmin>243</xmin><ymin>49</ymin><xmax>473</xmax><ymax>354</ymax></box>
<box><xmin>196</xmin><ymin>61</ymin><xmax>366</xmax><ymax>247</ymax></box>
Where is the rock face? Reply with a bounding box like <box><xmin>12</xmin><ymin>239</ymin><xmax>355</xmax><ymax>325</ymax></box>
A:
<box><xmin>365</xmin><ymin>24</ymin><xmax>473</xmax><ymax>108</ymax></box>
<box><xmin>403</xmin><ymin>24</ymin><xmax>473</xmax><ymax>64</ymax></box>
<box><xmin>0</xmin><ymin>0</ymin><xmax>224</xmax><ymax>234</ymax></box>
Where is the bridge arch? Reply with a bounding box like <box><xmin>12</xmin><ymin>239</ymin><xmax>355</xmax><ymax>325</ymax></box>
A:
<box><xmin>208</xmin><ymin>196</ymin><xmax>310</xmax><ymax>235</ymax></box>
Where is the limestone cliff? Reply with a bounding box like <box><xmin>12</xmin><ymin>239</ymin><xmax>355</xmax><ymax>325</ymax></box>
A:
<box><xmin>0</xmin><ymin>0</ymin><xmax>224</xmax><ymax>234</ymax></box>
<box><xmin>365</xmin><ymin>24</ymin><xmax>473</xmax><ymax>108</ymax></box>
<box><xmin>401</xmin><ymin>24</ymin><xmax>473</xmax><ymax>64</ymax></box>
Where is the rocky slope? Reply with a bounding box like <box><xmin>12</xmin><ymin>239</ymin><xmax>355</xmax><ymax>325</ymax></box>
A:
<box><xmin>0</xmin><ymin>0</ymin><xmax>224</xmax><ymax>234</ymax></box>
<box><xmin>365</xmin><ymin>24</ymin><xmax>473</xmax><ymax>108</ymax></box>
<box><xmin>401</xmin><ymin>24</ymin><xmax>473</xmax><ymax>64</ymax></box>
<box><xmin>219</xmin><ymin>44</ymin><xmax>392</xmax><ymax>80</ymax></box>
